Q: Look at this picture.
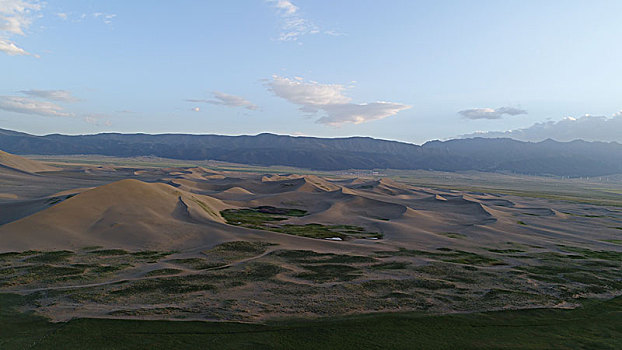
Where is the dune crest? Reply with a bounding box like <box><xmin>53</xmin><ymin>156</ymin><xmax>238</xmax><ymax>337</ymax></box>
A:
<box><xmin>0</xmin><ymin>150</ymin><xmax>59</xmax><ymax>173</ymax></box>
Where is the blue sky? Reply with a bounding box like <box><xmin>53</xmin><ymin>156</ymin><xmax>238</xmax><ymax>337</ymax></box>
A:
<box><xmin>1</xmin><ymin>0</ymin><xmax>621</xmax><ymax>144</ymax></box>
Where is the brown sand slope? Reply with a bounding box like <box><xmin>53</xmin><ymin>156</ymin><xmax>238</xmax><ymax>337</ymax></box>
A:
<box><xmin>0</xmin><ymin>150</ymin><xmax>59</xmax><ymax>173</ymax></box>
<box><xmin>0</xmin><ymin>179</ymin><xmax>232</xmax><ymax>251</ymax></box>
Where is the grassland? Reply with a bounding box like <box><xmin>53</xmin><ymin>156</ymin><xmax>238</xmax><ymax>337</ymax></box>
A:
<box><xmin>1</xmin><ymin>292</ymin><xmax>620</xmax><ymax>349</ymax></box>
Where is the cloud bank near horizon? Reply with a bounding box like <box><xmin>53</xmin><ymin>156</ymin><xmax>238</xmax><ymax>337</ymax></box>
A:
<box><xmin>461</xmin><ymin>112</ymin><xmax>622</xmax><ymax>143</ymax></box>
<box><xmin>458</xmin><ymin>107</ymin><xmax>527</xmax><ymax>120</ymax></box>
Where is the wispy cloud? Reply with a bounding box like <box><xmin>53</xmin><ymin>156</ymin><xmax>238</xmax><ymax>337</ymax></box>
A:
<box><xmin>267</xmin><ymin>75</ymin><xmax>411</xmax><ymax>126</ymax></box>
<box><xmin>83</xmin><ymin>113</ymin><xmax>111</xmax><ymax>126</ymax></box>
<box><xmin>458</xmin><ymin>107</ymin><xmax>527</xmax><ymax>120</ymax></box>
<box><xmin>92</xmin><ymin>12</ymin><xmax>116</xmax><ymax>25</ymax></box>
<box><xmin>0</xmin><ymin>0</ymin><xmax>41</xmax><ymax>56</ymax></box>
<box><xmin>0</xmin><ymin>96</ymin><xmax>72</xmax><ymax>117</ymax></box>
<box><xmin>461</xmin><ymin>112</ymin><xmax>622</xmax><ymax>143</ymax></box>
<box><xmin>19</xmin><ymin>89</ymin><xmax>80</xmax><ymax>102</ymax></box>
<box><xmin>267</xmin><ymin>0</ymin><xmax>341</xmax><ymax>42</ymax></box>
<box><xmin>187</xmin><ymin>91</ymin><xmax>259</xmax><ymax>111</ymax></box>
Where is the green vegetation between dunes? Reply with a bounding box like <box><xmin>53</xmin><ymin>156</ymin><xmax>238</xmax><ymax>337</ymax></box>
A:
<box><xmin>1</xmin><ymin>293</ymin><xmax>620</xmax><ymax>350</ymax></box>
<box><xmin>221</xmin><ymin>206</ymin><xmax>383</xmax><ymax>240</ymax></box>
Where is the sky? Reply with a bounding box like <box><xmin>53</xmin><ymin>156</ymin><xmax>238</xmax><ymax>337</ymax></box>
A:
<box><xmin>1</xmin><ymin>0</ymin><xmax>622</xmax><ymax>144</ymax></box>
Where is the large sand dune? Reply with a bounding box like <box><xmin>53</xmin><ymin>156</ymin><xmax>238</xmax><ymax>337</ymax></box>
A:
<box><xmin>0</xmin><ymin>150</ymin><xmax>59</xmax><ymax>174</ymax></box>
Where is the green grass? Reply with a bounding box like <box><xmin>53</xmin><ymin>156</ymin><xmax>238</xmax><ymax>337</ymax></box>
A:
<box><xmin>221</xmin><ymin>207</ymin><xmax>383</xmax><ymax>240</ymax></box>
<box><xmin>602</xmin><ymin>239</ymin><xmax>622</xmax><ymax>244</ymax></box>
<box><xmin>376</xmin><ymin>248</ymin><xmax>505</xmax><ymax>266</ymax></box>
<box><xmin>168</xmin><ymin>258</ymin><xmax>225</xmax><ymax>270</ymax></box>
<box><xmin>271</xmin><ymin>250</ymin><xmax>376</xmax><ymax>264</ymax></box>
<box><xmin>557</xmin><ymin>245</ymin><xmax>622</xmax><ymax>261</ymax></box>
<box><xmin>487</xmin><ymin>248</ymin><xmax>525</xmax><ymax>254</ymax></box>
<box><xmin>5</xmin><ymin>293</ymin><xmax>619</xmax><ymax>350</ymax></box>
<box><xmin>23</xmin><ymin>250</ymin><xmax>74</xmax><ymax>263</ymax></box>
<box><xmin>368</xmin><ymin>262</ymin><xmax>410</xmax><ymax>270</ymax></box>
<box><xmin>295</xmin><ymin>264</ymin><xmax>361</xmax><ymax>283</ymax></box>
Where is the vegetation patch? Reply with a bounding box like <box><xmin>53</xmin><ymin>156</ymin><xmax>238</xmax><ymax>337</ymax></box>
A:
<box><xmin>272</xmin><ymin>250</ymin><xmax>376</xmax><ymax>264</ymax></box>
<box><xmin>144</xmin><ymin>268</ymin><xmax>183</xmax><ymax>277</ymax></box>
<box><xmin>362</xmin><ymin>278</ymin><xmax>454</xmax><ymax>291</ymax></box>
<box><xmin>368</xmin><ymin>262</ymin><xmax>410</xmax><ymax>270</ymax></box>
<box><xmin>487</xmin><ymin>248</ymin><xmax>525</xmax><ymax>254</ymax></box>
<box><xmin>377</xmin><ymin>248</ymin><xmax>505</xmax><ymax>266</ymax></box>
<box><xmin>221</xmin><ymin>207</ymin><xmax>382</xmax><ymax>240</ymax></box>
<box><xmin>110</xmin><ymin>276</ymin><xmax>216</xmax><ymax>296</ymax></box>
<box><xmin>1</xmin><ymin>292</ymin><xmax>622</xmax><ymax>349</ymax></box>
<box><xmin>168</xmin><ymin>258</ymin><xmax>225</xmax><ymax>270</ymax></box>
<box><xmin>24</xmin><ymin>250</ymin><xmax>74</xmax><ymax>263</ymax></box>
<box><xmin>295</xmin><ymin>264</ymin><xmax>361</xmax><ymax>283</ymax></box>
<box><xmin>87</xmin><ymin>249</ymin><xmax>129</xmax><ymax>256</ymax></box>
<box><xmin>557</xmin><ymin>245</ymin><xmax>622</xmax><ymax>261</ymax></box>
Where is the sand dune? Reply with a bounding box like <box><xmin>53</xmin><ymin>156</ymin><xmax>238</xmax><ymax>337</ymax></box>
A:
<box><xmin>2</xmin><ymin>163</ymin><xmax>620</xmax><ymax>256</ymax></box>
<box><xmin>0</xmin><ymin>179</ymin><xmax>231</xmax><ymax>250</ymax></box>
<box><xmin>0</xmin><ymin>150</ymin><xmax>59</xmax><ymax>173</ymax></box>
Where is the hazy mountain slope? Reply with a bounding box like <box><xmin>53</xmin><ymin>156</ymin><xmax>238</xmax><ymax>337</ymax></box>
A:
<box><xmin>1</xmin><ymin>129</ymin><xmax>621</xmax><ymax>176</ymax></box>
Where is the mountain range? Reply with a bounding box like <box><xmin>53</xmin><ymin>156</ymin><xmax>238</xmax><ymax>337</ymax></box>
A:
<box><xmin>1</xmin><ymin>128</ymin><xmax>621</xmax><ymax>177</ymax></box>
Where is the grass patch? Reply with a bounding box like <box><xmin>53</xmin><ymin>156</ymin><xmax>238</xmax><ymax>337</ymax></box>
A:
<box><xmin>272</xmin><ymin>250</ymin><xmax>376</xmax><ymax>264</ymax></box>
<box><xmin>487</xmin><ymin>248</ymin><xmax>525</xmax><ymax>254</ymax></box>
<box><xmin>295</xmin><ymin>264</ymin><xmax>361</xmax><ymax>283</ymax></box>
<box><xmin>110</xmin><ymin>276</ymin><xmax>216</xmax><ymax>296</ymax></box>
<box><xmin>168</xmin><ymin>258</ymin><xmax>226</xmax><ymax>270</ymax></box>
<box><xmin>24</xmin><ymin>250</ymin><xmax>74</xmax><ymax>263</ymax></box>
<box><xmin>1</xmin><ymin>293</ymin><xmax>621</xmax><ymax>349</ymax></box>
<box><xmin>376</xmin><ymin>248</ymin><xmax>505</xmax><ymax>266</ymax></box>
<box><xmin>87</xmin><ymin>249</ymin><xmax>129</xmax><ymax>256</ymax></box>
<box><xmin>221</xmin><ymin>207</ymin><xmax>382</xmax><ymax>240</ymax></box>
<box><xmin>557</xmin><ymin>245</ymin><xmax>622</xmax><ymax>261</ymax></box>
<box><xmin>368</xmin><ymin>262</ymin><xmax>410</xmax><ymax>270</ymax></box>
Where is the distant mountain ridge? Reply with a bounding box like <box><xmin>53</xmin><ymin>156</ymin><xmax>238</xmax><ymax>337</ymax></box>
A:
<box><xmin>1</xmin><ymin>128</ymin><xmax>621</xmax><ymax>177</ymax></box>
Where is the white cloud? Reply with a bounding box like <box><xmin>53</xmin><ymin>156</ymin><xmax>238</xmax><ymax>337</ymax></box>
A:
<box><xmin>267</xmin><ymin>75</ymin><xmax>411</xmax><ymax>126</ymax></box>
<box><xmin>187</xmin><ymin>91</ymin><xmax>259</xmax><ymax>111</ymax></box>
<box><xmin>19</xmin><ymin>89</ymin><xmax>80</xmax><ymax>102</ymax></box>
<box><xmin>92</xmin><ymin>12</ymin><xmax>116</xmax><ymax>25</ymax></box>
<box><xmin>459</xmin><ymin>107</ymin><xmax>527</xmax><ymax>120</ymax></box>
<box><xmin>267</xmin><ymin>0</ymin><xmax>339</xmax><ymax>42</ymax></box>
<box><xmin>274</xmin><ymin>0</ymin><xmax>298</xmax><ymax>15</ymax></box>
<box><xmin>268</xmin><ymin>75</ymin><xmax>350</xmax><ymax>108</ymax></box>
<box><xmin>0</xmin><ymin>0</ymin><xmax>41</xmax><ymax>56</ymax></box>
<box><xmin>0</xmin><ymin>96</ymin><xmax>72</xmax><ymax>117</ymax></box>
<box><xmin>56</xmin><ymin>12</ymin><xmax>67</xmax><ymax>20</ymax></box>
<box><xmin>461</xmin><ymin>112</ymin><xmax>622</xmax><ymax>143</ymax></box>
<box><xmin>0</xmin><ymin>37</ymin><xmax>26</xmax><ymax>54</ymax></box>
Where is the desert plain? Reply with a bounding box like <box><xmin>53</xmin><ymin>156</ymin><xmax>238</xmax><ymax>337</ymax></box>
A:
<box><xmin>0</xmin><ymin>151</ymin><xmax>621</xmax><ymax>348</ymax></box>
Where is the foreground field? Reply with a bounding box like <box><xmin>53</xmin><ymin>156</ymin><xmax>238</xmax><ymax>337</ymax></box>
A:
<box><xmin>1</xmin><ymin>293</ymin><xmax>620</xmax><ymax>349</ymax></box>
